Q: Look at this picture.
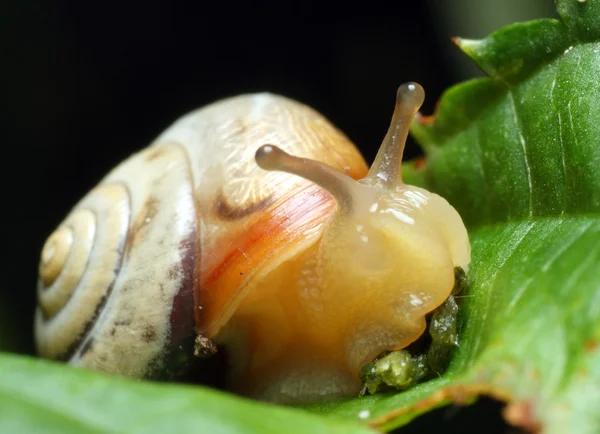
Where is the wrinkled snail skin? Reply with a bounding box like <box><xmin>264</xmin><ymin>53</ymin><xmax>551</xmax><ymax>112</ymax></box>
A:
<box><xmin>35</xmin><ymin>84</ymin><xmax>471</xmax><ymax>403</ymax></box>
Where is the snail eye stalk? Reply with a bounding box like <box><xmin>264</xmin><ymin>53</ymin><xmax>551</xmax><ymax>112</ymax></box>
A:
<box><xmin>255</xmin><ymin>144</ymin><xmax>359</xmax><ymax>215</ymax></box>
<box><xmin>367</xmin><ymin>82</ymin><xmax>425</xmax><ymax>188</ymax></box>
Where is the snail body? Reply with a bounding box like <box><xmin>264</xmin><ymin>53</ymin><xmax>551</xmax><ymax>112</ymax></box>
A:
<box><xmin>36</xmin><ymin>83</ymin><xmax>470</xmax><ymax>403</ymax></box>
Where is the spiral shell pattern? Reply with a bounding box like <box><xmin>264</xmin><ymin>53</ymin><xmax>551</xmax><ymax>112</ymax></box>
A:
<box><xmin>35</xmin><ymin>183</ymin><xmax>130</xmax><ymax>359</ymax></box>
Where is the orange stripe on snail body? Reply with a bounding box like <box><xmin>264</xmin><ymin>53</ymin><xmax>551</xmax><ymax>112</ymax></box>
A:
<box><xmin>35</xmin><ymin>83</ymin><xmax>470</xmax><ymax>403</ymax></box>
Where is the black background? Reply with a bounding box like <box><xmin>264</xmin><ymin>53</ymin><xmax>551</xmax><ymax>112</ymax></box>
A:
<box><xmin>2</xmin><ymin>1</ymin><xmax>556</xmax><ymax>432</ymax></box>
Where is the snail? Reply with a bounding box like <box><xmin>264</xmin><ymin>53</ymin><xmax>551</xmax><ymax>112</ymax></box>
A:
<box><xmin>35</xmin><ymin>82</ymin><xmax>470</xmax><ymax>403</ymax></box>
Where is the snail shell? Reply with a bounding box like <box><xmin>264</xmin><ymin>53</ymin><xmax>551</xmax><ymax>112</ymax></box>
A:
<box><xmin>35</xmin><ymin>93</ymin><xmax>366</xmax><ymax>379</ymax></box>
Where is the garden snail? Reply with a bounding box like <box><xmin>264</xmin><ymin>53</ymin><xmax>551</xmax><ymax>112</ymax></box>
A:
<box><xmin>35</xmin><ymin>82</ymin><xmax>470</xmax><ymax>403</ymax></box>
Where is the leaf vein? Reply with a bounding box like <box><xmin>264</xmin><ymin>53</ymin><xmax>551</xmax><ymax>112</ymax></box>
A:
<box><xmin>468</xmin><ymin>221</ymin><xmax>536</xmax><ymax>361</ymax></box>
<box><xmin>508</xmin><ymin>91</ymin><xmax>533</xmax><ymax>216</ymax></box>
<box><xmin>541</xmin><ymin>220</ymin><xmax>593</xmax><ymax>272</ymax></box>
<box><xmin>566</xmin><ymin>98</ymin><xmax>580</xmax><ymax>188</ymax></box>
<box><xmin>506</xmin><ymin>218</ymin><xmax>564</xmax><ymax>313</ymax></box>
<box><xmin>472</xmin><ymin>124</ymin><xmax>488</xmax><ymax>220</ymax></box>
<box><xmin>550</xmin><ymin>64</ymin><xmax>568</xmax><ymax>216</ymax></box>
<box><xmin>506</xmin><ymin>276</ymin><xmax>534</xmax><ymax>313</ymax></box>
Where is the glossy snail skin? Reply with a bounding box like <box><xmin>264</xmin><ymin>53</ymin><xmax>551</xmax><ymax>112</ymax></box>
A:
<box><xmin>35</xmin><ymin>83</ymin><xmax>470</xmax><ymax>403</ymax></box>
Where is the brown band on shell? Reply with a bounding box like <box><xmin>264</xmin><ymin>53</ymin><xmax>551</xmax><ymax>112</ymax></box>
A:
<box><xmin>77</xmin><ymin>336</ymin><xmax>95</xmax><ymax>358</ymax></box>
<box><xmin>145</xmin><ymin>147</ymin><xmax>170</xmax><ymax>162</ymax></box>
<box><xmin>141</xmin><ymin>143</ymin><xmax>203</xmax><ymax>379</ymax></box>
<box><xmin>214</xmin><ymin>189</ymin><xmax>273</xmax><ymax>221</ymax></box>
<box><xmin>124</xmin><ymin>195</ymin><xmax>160</xmax><ymax>258</ymax></box>
<box><xmin>167</xmin><ymin>230</ymin><xmax>199</xmax><ymax>348</ymax></box>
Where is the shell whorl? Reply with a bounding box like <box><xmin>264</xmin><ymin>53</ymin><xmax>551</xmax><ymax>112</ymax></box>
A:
<box><xmin>35</xmin><ymin>142</ymin><xmax>199</xmax><ymax>380</ymax></box>
<box><xmin>35</xmin><ymin>184</ymin><xmax>130</xmax><ymax>359</ymax></box>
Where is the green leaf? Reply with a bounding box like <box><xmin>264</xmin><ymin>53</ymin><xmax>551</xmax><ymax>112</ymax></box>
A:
<box><xmin>308</xmin><ymin>1</ymin><xmax>600</xmax><ymax>432</ymax></box>
<box><xmin>0</xmin><ymin>353</ymin><xmax>374</xmax><ymax>434</ymax></box>
<box><xmin>3</xmin><ymin>2</ymin><xmax>599</xmax><ymax>433</ymax></box>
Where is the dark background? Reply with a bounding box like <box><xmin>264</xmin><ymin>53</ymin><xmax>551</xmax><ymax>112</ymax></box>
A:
<box><xmin>1</xmin><ymin>1</ymin><xmax>556</xmax><ymax>432</ymax></box>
